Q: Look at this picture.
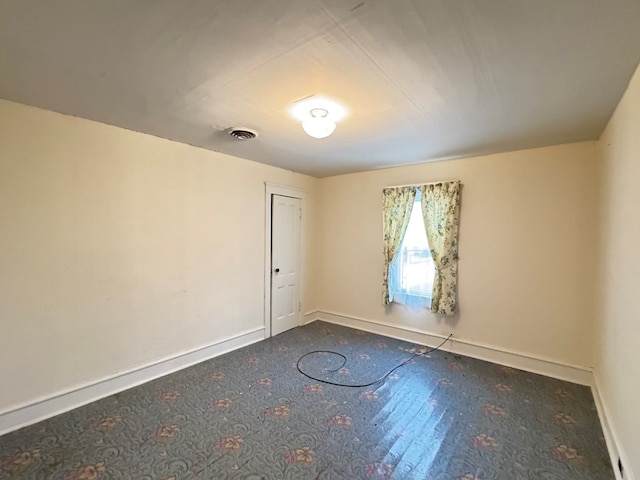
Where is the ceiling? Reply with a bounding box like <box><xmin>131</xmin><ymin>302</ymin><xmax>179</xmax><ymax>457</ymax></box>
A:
<box><xmin>1</xmin><ymin>1</ymin><xmax>640</xmax><ymax>177</ymax></box>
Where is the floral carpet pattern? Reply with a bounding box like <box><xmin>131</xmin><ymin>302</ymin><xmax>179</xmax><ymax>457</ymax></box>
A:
<box><xmin>0</xmin><ymin>322</ymin><xmax>613</xmax><ymax>479</ymax></box>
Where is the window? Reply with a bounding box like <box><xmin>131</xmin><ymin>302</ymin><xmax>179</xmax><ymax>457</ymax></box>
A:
<box><xmin>389</xmin><ymin>189</ymin><xmax>435</xmax><ymax>307</ymax></box>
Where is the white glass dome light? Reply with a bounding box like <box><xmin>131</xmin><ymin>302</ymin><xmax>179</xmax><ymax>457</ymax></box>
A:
<box><xmin>301</xmin><ymin>108</ymin><xmax>336</xmax><ymax>139</ymax></box>
<box><xmin>290</xmin><ymin>96</ymin><xmax>346</xmax><ymax>139</ymax></box>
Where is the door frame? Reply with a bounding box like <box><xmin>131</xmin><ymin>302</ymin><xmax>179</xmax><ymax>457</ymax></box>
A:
<box><xmin>264</xmin><ymin>183</ymin><xmax>306</xmax><ymax>338</ymax></box>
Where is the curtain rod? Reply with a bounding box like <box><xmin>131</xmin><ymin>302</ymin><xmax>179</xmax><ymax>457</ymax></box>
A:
<box><xmin>384</xmin><ymin>180</ymin><xmax>461</xmax><ymax>188</ymax></box>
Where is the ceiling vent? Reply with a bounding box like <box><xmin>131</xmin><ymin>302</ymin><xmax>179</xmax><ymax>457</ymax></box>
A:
<box><xmin>227</xmin><ymin>128</ymin><xmax>258</xmax><ymax>140</ymax></box>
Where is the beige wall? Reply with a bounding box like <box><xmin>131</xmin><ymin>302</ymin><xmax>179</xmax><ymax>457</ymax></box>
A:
<box><xmin>0</xmin><ymin>99</ymin><xmax>318</xmax><ymax>413</ymax></box>
<box><xmin>317</xmin><ymin>142</ymin><xmax>599</xmax><ymax>368</ymax></box>
<box><xmin>596</xmin><ymin>63</ymin><xmax>640</xmax><ymax>477</ymax></box>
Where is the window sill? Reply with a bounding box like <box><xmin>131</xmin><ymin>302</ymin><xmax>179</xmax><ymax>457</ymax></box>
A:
<box><xmin>391</xmin><ymin>292</ymin><xmax>432</xmax><ymax>309</ymax></box>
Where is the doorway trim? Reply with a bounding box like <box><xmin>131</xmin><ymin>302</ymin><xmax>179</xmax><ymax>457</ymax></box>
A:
<box><xmin>264</xmin><ymin>183</ymin><xmax>306</xmax><ymax>338</ymax></box>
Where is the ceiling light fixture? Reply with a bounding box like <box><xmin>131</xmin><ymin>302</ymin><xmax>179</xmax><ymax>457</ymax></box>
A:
<box><xmin>301</xmin><ymin>108</ymin><xmax>336</xmax><ymax>139</ymax></box>
<box><xmin>291</xmin><ymin>95</ymin><xmax>346</xmax><ymax>139</ymax></box>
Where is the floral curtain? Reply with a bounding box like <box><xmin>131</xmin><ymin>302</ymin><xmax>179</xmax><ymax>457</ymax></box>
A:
<box><xmin>382</xmin><ymin>187</ymin><xmax>416</xmax><ymax>305</ymax></box>
<box><xmin>419</xmin><ymin>181</ymin><xmax>461</xmax><ymax>315</ymax></box>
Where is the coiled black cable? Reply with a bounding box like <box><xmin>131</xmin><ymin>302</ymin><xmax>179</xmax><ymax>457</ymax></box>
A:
<box><xmin>296</xmin><ymin>334</ymin><xmax>453</xmax><ymax>388</ymax></box>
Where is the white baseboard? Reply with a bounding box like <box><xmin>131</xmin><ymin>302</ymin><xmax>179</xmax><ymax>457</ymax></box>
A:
<box><xmin>591</xmin><ymin>373</ymin><xmax>634</xmax><ymax>480</ymax></box>
<box><xmin>0</xmin><ymin>326</ymin><xmax>265</xmax><ymax>436</ymax></box>
<box><xmin>303</xmin><ymin>311</ymin><xmax>319</xmax><ymax>325</ymax></box>
<box><xmin>312</xmin><ymin>310</ymin><xmax>593</xmax><ymax>386</ymax></box>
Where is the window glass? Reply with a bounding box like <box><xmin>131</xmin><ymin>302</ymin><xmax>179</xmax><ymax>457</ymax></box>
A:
<box><xmin>390</xmin><ymin>189</ymin><xmax>434</xmax><ymax>306</ymax></box>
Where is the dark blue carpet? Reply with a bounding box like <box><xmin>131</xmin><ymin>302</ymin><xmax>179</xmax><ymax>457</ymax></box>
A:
<box><xmin>0</xmin><ymin>321</ymin><xmax>613</xmax><ymax>479</ymax></box>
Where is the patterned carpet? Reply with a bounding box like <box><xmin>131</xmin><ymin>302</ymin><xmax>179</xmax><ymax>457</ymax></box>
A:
<box><xmin>0</xmin><ymin>322</ymin><xmax>613</xmax><ymax>479</ymax></box>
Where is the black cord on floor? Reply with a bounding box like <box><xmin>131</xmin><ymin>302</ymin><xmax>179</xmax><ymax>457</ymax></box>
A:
<box><xmin>296</xmin><ymin>334</ymin><xmax>453</xmax><ymax>388</ymax></box>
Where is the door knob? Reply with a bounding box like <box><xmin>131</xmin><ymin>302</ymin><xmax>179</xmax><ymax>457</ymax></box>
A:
<box><xmin>274</xmin><ymin>268</ymin><xmax>280</xmax><ymax>273</ymax></box>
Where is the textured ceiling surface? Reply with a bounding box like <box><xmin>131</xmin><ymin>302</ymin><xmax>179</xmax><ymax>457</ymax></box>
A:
<box><xmin>1</xmin><ymin>0</ymin><xmax>640</xmax><ymax>177</ymax></box>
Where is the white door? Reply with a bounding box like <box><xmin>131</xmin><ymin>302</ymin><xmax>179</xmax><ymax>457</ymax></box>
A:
<box><xmin>271</xmin><ymin>195</ymin><xmax>301</xmax><ymax>336</ymax></box>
